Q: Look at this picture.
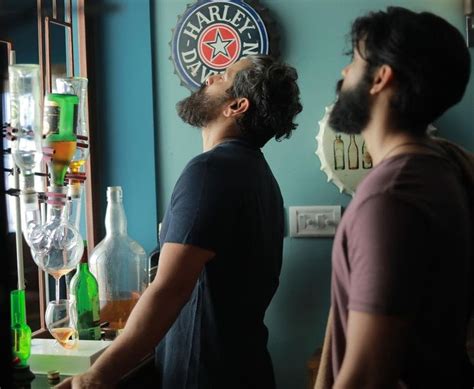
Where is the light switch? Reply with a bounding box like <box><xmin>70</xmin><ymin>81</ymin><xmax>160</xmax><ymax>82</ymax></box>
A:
<box><xmin>289</xmin><ymin>206</ymin><xmax>341</xmax><ymax>238</ymax></box>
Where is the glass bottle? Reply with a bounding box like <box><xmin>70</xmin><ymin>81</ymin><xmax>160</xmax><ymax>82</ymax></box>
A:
<box><xmin>56</xmin><ymin>77</ymin><xmax>89</xmax><ymax>198</ymax></box>
<box><xmin>11</xmin><ymin>289</ymin><xmax>32</xmax><ymax>366</ymax></box>
<box><xmin>43</xmin><ymin>93</ymin><xmax>78</xmax><ymax>187</ymax></box>
<box><xmin>89</xmin><ymin>187</ymin><xmax>148</xmax><ymax>330</ymax></box>
<box><xmin>70</xmin><ymin>241</ymin><xmax>101</xmax><ymax>340</ymax></box>
<box><xmin>9</xmin><ymin>64</ymin><xmax>42</xmax><ymax>191</ymax></box>
<box><xmin>333</xmin><ymin>135</ymin><xmax>345</xmax><ymax>170</ymax></box>
<box><xmin>348</xmin><ymin>134</ymin><xmax>359</xmax><ymax>170</ymax></box>
<box><xmin>362</xmin><ymin>141</ymin><xmax>373</xmax><ymax>169</ymax></box>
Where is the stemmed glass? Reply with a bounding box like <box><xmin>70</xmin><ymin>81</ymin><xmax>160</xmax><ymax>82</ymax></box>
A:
<box><xmin>45</xmin><ymin>299</ymin><xmax>78</xmax><ymax>349</ymax></box>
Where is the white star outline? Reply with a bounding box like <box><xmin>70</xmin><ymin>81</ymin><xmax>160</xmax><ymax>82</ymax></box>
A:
<box><xmin>203</xmin><ymin>28</ymin><xmax>235</xmax><ymax>62</ymax></box>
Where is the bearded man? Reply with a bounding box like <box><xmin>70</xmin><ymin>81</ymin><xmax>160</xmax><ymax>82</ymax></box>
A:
<box><xmin>327</xmin><ymin>7</ymin><xmax>474</xmax><ymax>389</ymax></box>
<box><xmin>59</xmin><ymin>55</ymin><xmax>302</xmax><ymax>389</ymax></box>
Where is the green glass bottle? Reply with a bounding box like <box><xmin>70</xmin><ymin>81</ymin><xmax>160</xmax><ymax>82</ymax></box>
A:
<box><xmin>70</xmin><ymin>241</ymin><xmax>101</xmax><ymax>340</ymax></box>
<box><xmin>43</xmin><ymin>93</ymin><xmax>78</xmax><ymax>186</ymax></box>
<box><xmin>11</xmin><ymin>289</ymin><xmax>32</xmax><ymax>366</ymax></box>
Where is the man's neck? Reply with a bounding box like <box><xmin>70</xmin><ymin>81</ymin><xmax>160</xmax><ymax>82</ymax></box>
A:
<box><xmin>201</xmin><ymin>121</ymin><xmax>241</xmax><ymax>152</ymax></box>
<box><xmin>362</xmin><ymin>118</ymin><xmax>427</xmax><ymax>166</ymax></box>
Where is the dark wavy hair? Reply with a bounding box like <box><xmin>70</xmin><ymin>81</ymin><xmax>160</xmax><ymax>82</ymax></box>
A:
<box><xmin>226</xmin><ymin>55</ymin><xmax>303</xmax><ymax>147</ymax></box>
<box><xmin>351</xmin><ymin>7</ymin><xmax>471</xmax><ymax>135</ymax></box>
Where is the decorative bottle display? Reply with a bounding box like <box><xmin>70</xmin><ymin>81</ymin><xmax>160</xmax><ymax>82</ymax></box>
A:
<box><xmin>333</xmin><ymin>135</ymin><xmax>345</xmax><ymax>170</ymax></box>
<box><xmin>362</xmin><ymin>141</ymin><xmax>373</xmax><ymax>169</ymax></box>
<box><xmin>348</xmin><ymin>134</ymin><xmax>359</xmax><ymax>170</ymax></box>
<box><xmin>89</xmin><ymin>187</ymin><xmax>148</xmax><ymax>330</ymax></box>
<box><xmin>70</xmin><ymin>241</ymin><xmax>101</xmax><ymax>340</ymax></box>
<box><xmin>11</xmin><ymin>290</ymin><xmax>32</xmax><ymax>366</ymax></box>
<box><xmin>43</xmin><ymin>93</ymin><xmax>79</xmax><ymax>186</ymax></box>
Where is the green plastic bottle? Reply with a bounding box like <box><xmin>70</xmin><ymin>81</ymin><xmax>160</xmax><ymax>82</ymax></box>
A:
<box><xmin>70</xmin><ymin>241</ymin><xmax>101</xmax><ymax>340</ymax></box>
<box><xmin>43</xmin><ymin>93</ymin><xmax>78</xmax><ymax>186</ymax></box>
<box><xmin>11</xmin><ymin>289</ymin><xmax>32</xmax><ymax>366</ymax></box>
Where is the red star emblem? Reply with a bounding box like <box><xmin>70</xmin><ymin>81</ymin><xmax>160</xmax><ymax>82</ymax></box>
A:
<box><xmin>198</xmin><ymin>24</ymin><xmax>241</xmax><ymax>69</ymax></box>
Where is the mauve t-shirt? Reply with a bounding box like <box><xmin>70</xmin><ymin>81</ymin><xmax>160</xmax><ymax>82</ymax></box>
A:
<box><xmin>331</xmin><ymin>152</ymin><xmax>472</xmax><ymax>388</ymax></box>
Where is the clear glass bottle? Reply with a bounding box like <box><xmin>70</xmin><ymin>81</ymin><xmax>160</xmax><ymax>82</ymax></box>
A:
<box><xmin>9</xmin><ymin>64</ymin><xmax>42</xmax><ymax>191</ymax></box>
<box><xmin>70</xmin><ymin>241</ymin><xmax>101</xmax><ymax>340</ymax></box>
<box><xmin>89</xmin><ymin>187</ymin><xmax>148</xmax><ymax>330</ymax></box>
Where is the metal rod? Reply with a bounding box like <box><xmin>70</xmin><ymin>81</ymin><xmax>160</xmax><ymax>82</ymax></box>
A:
<box><xmin>7</xmin><ymin>51</ymin><xmax>26</xmax><ymax>291</ymax></box>
<box><xmin>13</xmin><ymin>171</ymin><xmax>25</xmax><ymax>290</ymax></box>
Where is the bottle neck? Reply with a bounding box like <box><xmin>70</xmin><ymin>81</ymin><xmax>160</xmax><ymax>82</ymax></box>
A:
<box><xmin>105</xmin><ymin>200</ymin><xmax>127</xmax><ymax>235</ymax></box>
<box><xmin>11</xmin><ymin>290</ymin><xmax>27</xmax><ymax>325</ymax></box>
<box><xmin>78</xmin><ymin>262</ymin><xmax>90</xmax><ymax>272</ymax></box>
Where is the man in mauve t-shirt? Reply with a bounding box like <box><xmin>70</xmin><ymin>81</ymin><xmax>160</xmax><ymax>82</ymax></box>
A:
<box><xmin>327</xmin><ymin>7</ymin><xmax>473</xmax><ymax>388</ymax></box>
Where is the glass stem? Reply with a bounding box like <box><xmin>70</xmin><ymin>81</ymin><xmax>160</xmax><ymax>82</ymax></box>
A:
<box><xmin>55</xmin><ymin>277</ymin><xmax>60</xmax><ymax>302</ymax></box>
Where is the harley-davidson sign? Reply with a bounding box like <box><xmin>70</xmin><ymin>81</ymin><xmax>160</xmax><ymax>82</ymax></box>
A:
<box><xmin>171</xmin><ymin>0</ymin><xmax>275</xmax><ymax>90</ymax></box>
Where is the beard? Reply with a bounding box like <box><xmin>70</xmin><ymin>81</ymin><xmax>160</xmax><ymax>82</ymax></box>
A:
<box><xmin>176</xmin><ymin>84</ymin><xmax>230</xmax><ymax>128</ymax></box>
<box><xmin>328</xmin><ymin>76</ymin><xmax>372</xmax><ymax>135</ymax></box>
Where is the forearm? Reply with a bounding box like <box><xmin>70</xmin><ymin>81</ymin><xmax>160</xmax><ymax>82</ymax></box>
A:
<box><xmin>333</xmin><ymin>367</ymin><xmax>399</xmax><ymax>389</ymax></box>
<box><xmin>88</xmin><ymin>283</ymin><xmax>191</xmax><ymax>384</ymax></box>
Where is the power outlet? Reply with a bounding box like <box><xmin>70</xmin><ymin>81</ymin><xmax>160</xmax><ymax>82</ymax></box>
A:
<box><xmin>289</xmin><ymin>206</ymin><xmax>341</xmax><ymax>238</ymax></box>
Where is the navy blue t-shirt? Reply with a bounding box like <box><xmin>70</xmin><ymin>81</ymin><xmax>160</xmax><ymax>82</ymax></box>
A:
<box><xmin>155</xmin><ymin>138</ymin><xmax>284</xmax><ymax>389</ymax></box>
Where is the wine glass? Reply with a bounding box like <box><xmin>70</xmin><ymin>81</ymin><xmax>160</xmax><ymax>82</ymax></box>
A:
<box><xmin>45</xmin><ymin>299</ymin><xmax>78</xmax><ymax>350</ymax></box>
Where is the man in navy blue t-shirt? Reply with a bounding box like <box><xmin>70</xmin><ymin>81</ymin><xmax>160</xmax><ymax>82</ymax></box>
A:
<box><xmin>60</xmin><ymin>55</ymin><xmax>302</xmax><ymax>389</ymax></box>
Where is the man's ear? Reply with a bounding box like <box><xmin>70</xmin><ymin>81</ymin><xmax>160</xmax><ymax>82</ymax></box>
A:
<box><xmin>223</xmin><ymin>98</ymin><xmax>249</xmax><ymax>118</ymax></box>
<box><xmin>370</xmin><ymin>64</ymin><xmax>394</xmax><ymax>95</ymax></box>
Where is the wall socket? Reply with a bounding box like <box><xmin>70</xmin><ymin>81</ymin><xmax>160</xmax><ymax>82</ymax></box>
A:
<box><xmin>289</xmin><ymin>206</ymin><xmax>341</xmax><ymax>238</ymax></box>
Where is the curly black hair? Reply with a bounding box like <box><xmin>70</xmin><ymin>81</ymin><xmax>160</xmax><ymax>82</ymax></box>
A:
<box><xmin>226</xmin><ymin>55</ymin><xmax>303</xmax><ymax>147</ymax></box>
<box><xmin>351</xmin><ymin>7</ymin><xmax>471</xmax><ymax>135</ymax></box>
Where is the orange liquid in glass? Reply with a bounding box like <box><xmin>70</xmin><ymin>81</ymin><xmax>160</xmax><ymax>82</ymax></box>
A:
<box><xmin>47</xmin><ymin>140</ymin><xmax>77</xmax><ymax>186</ymax></box>
<box><xmin>100</xmin><ymin>294</ymin><xmax>140</xmax><ymax>330</ymax></box>
<box><xmin>49</xmin><ymin>268</ymin><xmax>74</xmax><ymax>280</ymax></box>
<box><xmin>50</xmin><ymin>327</ymin><xmax>76</xmax><ymax>349</ymax></box>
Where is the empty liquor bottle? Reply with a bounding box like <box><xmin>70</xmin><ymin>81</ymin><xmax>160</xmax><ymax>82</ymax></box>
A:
<box><xmin>333</xmin><ymin>135</ymin><xmax>345</xmax><ymax>170</ymax></box>
<box><xmin>69</xmin><ymin>241</ymin><xmax>101</xmax><ymax>340</ymax></box>
<box><xmin>362</xmin><ymin>141</ymin><xmax>373</xmax><ymax>169</ymax></box>
<box><xmin>43</xmin><ymin>93</ymin><xmax>78</xmax><ymax>186</ymax></box>
<box><xmin>89</xmin><ymin>187</ymin><xmax>148</xmax><ymax>331</ymax></box>
<box><xmin>348</xmin><ymin>134</ymin><xmax>359</xmax><ymax>170</ymax></box>
<box><xmin>11</xmin><ymin>289</ymin><xmax>32</xmax><ymax>366</ymax></box>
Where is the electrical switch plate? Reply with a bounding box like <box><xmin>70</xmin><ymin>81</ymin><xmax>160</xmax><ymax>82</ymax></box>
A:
<box><xmin>289</xmin><ymin>206</ymin><xmax>341</xmax><ymax>238</ymax></box>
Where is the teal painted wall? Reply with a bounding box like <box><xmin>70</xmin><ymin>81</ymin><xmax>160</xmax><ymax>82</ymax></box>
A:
<box><xmin>152</xmin><ymin>1</ymin><xmax>473</xmax><ymax>387</ymax></box>
<box><xmin>99</xmin><ymin>0</ymin><xmax>473</xmax><ymax>387</ymax></box>
<box><xmin>94</xmin><ymin>0</ymin><xmax>157</xmax><ymax>252</ymax></box>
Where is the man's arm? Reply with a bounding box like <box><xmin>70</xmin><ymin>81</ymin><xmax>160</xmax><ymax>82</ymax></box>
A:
<box><xmin>57</xmin><ymin>242</ymin><xmax>214</xmax><ymax>388</ymax></box>
<box><xmin>333</xmin><ymin>310</ymin><xmax>410</xmax><ymax>389</ymax></box>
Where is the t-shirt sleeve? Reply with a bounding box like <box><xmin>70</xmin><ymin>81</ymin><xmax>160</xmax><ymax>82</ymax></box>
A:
<box><xmin>162</xmin><ymin>155</ymin><xmax>237</xmax><ymax>253</ymax></box>
<box><xmin>347</xmin><ymin>194</ymin><xmax>430</xmax><ymax>315</ymax></box>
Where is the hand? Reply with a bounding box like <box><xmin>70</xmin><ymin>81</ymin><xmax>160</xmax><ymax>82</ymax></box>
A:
<box><xmin>55</xmin><ymin>371</ymin><xmax>114</xmax><ymax>389</ymax></box>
